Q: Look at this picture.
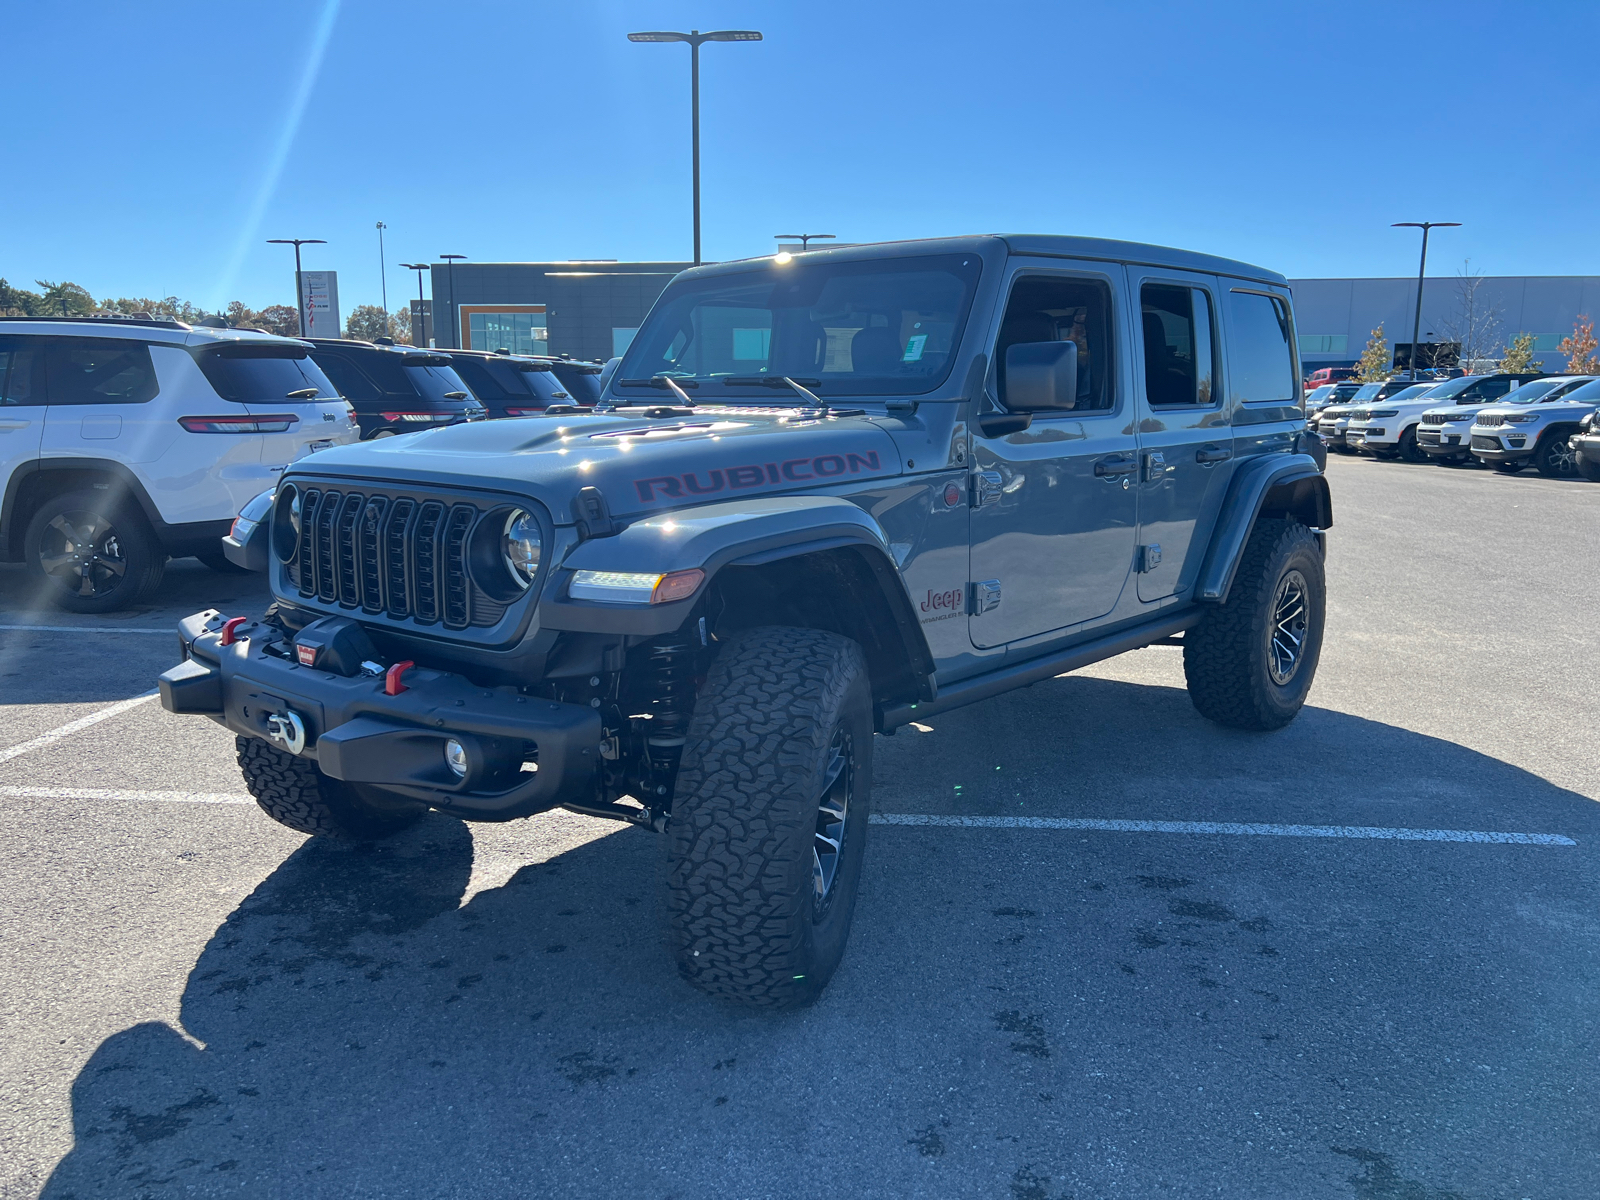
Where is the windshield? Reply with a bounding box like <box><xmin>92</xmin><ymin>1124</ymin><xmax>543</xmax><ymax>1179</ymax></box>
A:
<box><xmin>195</xmin><ymin>345</ymin><xmax>336</xmax><ymax>402</ymax></box>
<box><xmin>1352</xmin><ymin>383</ymin><xmax>1383</xmax><ymax>400</ymax></box>
<box><xmin>1496</xmin><ymin>378</ymin><xmax>1565</xmax><ymax>405</ymax></box>
<box><xmin>1559</xmin><ymin>378</ymin><xmax>1600</xmax><ymax>403</ymax></box>
<box><xmin>1386</xmin><ymin>384</ymin><xmax>1435</xmax><ymax>403</ymax></box>
<box><xmin>1306</xmin><ymin>385</ymin><xmax>1334</xmax><ymax>402</ymax></box>
<box><xmin>617</xmin><ymin>253</ymin><xmax>983</xmax><ymax>397</ymax></box>
<box><xmin>1421</xmin><ymin>376</ymin><xmax>1480</xmax><ymax>400</ymax></box>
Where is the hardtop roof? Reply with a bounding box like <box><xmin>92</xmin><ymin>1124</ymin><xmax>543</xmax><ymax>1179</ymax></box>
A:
<box><xmin>678</xmin><ymin>234</ymin><xmax>1287</xmax><ymax>288</ymax></box>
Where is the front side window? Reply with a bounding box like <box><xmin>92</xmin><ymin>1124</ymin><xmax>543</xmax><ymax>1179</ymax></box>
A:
<box><xmin>1227</xmin><ymin>291</ymin><xmax>1295</xmax><ymax>405</ymax></box>
<box><xmin>0</xmin><ymin>341</ymin><xmax>42</xmax><ymax>406</ymax></box>
<box><xmin>994</xmin><ymin>275</ymin><xmax>1115</xmax><ymax>411</ymax></box>
<box><xmin>1141</xmin><ymin>284</ymin><xmax>1217</xmax><ymax>407</ymax></box>
<box><xmin>195</xmin><ymin>346</ymin><xmax>336</xmax><ymax>402</ymax></box>
<box><xmin>52</xmin><ymin>338</ymin><xmax>159</xmax><ymax>405</ymax></box>
<box><xmin>618</xmin><ymin>253</ymin><xmax>982</xmax><ymax>397</ymax></box>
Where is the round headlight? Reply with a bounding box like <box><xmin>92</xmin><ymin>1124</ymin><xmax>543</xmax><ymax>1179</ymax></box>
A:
<box><xmin>502</xmin><ymin>509</ymin><xmax>542</xmax><ymax>588</ymax></box>
<box><xmin>272</xmin><ymin>484</ymin><xmax>301</xmax><ymax>563</ymax></box>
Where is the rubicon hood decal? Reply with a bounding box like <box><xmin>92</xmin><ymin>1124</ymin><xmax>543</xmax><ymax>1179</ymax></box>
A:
<box><xmin>283</xmin><ymin>409</ymin><xmax>904</xmax><ymax>522</ymax></box>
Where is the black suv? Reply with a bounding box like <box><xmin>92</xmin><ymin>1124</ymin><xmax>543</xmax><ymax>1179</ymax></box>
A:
<box><xmin>305</xmin><ymin>340</ymin><xmax>486</xmax><ymax>439</ymax></box>
<box><xmin>544</xmin><ymin>355</ymin><xmax>604</xmax><ymax>405</ymax></box>
<box><xmin>443</xmin><ymin>349</ymin><xmax>582</xmax><ymax>419</ymax></box>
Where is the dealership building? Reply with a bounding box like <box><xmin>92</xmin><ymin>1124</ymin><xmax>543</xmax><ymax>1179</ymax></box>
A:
<box><xmin>422</xmin><ymin>256</ymin><xmax>1600</xmax><ymax>374</ymax></box>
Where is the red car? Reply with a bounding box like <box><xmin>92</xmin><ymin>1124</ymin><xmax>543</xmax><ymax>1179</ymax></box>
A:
<box><xmin>1305</xmin><ymin>366</ymin><xmax>1356</xmax><ymax>389</ymax></box>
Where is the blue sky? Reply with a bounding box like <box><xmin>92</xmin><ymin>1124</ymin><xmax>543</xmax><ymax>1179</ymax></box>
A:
<box><xmin>5</xmin><ymin>1</ymin><xmax>1597</xmax><ymax>313</ymax></box>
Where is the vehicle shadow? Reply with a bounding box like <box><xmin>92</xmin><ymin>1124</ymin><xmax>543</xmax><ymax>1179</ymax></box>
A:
<box><xmin>38</xmin><ymin>676</ymin><xmax>1600</xmax><ymax>1200</ymax></box>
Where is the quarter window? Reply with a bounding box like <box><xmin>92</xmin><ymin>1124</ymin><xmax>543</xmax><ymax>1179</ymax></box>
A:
<box><xmin>994</xmin><ymin>276</ymin><xmax>1115</xmax><ymax>411</ymax></box>
<box><xmin>52</xmin><ymin>339</ymin><xmax>159</xmax><ymax>405</ymax></box>
<box><xmin>1227</xmin><ymin>291</ymin><xmax>1295</xmax><ymax>405</ymax></box>
<box><xmin>1141</xmin><ymin>284</ymin><xmax>1217</xmax><ymax>407</ymax></box>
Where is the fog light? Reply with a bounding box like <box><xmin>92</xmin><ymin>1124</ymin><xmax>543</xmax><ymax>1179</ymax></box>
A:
<box><xmin>444</xmin><ymin>739</ymin><xmax>468</xmax><ymax>778</ymax></box>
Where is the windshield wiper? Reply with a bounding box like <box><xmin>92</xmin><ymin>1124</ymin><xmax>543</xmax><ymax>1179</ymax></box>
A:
<box><xmin>599</xmin><ymin>374</ymin><xmax>696</xmax><ymax>412</ymax></box>
<box><xmin>723</xmin><ymin>376</ymin><xmax>827</xmax><ymax>416</ymax></box>
<box><xmin>286</xmin><ymin>387</ymin><xmax>320</xmax><ymax>399</ymax></box>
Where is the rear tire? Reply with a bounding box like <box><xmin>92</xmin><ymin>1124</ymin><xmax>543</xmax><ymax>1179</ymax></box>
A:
<box><xmin>236</xmin><ymin>736</ymin><xmax>426</xmax><ymax>839</ymax></box>
<box><xmin>667</xmin><ymin>626</ymin><xmax>873</xmax><ymax>1009</ymax></box>
<box><xmin>24</xmin><ymin>490</ymin><xmax>165</xmax><ymax>613</ymax></box>
<box><xmin>1184</xmin><ymin>519</ymin><xmax>1325</xmax><ymax>732</ymax></box>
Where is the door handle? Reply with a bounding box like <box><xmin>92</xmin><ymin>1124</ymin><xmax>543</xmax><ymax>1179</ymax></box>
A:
<box><xmin>0</xmin><ymin>419</ymin><xmax>31</xmax><ymax>431</ymax></box>
<box><xmin>1195</xmin><ymin>444</ymin><xmax>1233</xmax><ymax>464</ymax></box>
<box><xmin>1093</xmin><ymin>455</ymin><xmax>1139</xmax><ymax>477</ymax></box>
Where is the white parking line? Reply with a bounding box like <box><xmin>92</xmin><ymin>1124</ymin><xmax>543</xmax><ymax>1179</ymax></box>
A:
<box><xmin>0</xmin><ymin>785</ymin><xmax>251</xmax><ymax>805</ymax></box>
<box><xmin>0</xmin><ymin>691</ymin><xmax>161</xmax><ymax>763</ymax></box>
<box><xmin>871</xmin><ymin>813</ymin><xmax>1576</xmax><ymax>846</ymax></box>
<box><xmin>0</xmin><ymin>624</ymin><xmax>171</xmax><ymax>635</ymax></box>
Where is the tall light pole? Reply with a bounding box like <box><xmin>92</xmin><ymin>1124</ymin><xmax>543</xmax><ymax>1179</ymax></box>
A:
<box><xmin>440</xmin><ymin>253</ymin><xmax>466</xmax><ymax>347</ymax></box>
<box><xmin>775</xmin><ymin>233</ymin><xmax>835</xmax><ymax>251</ymax></box>
<box><xmin>267</xmin><ymin>238</ymin><xmax>327</xmax><ymax>337</ymax></box>
<box><xmin>1392</xmin><ymin>221</ymin><xmax>1461</xmax><ymax>379</ymax></box>
<box><xmin>376</xmin><ymin>222</ymin><xmax>389</xmax><ymax>318</ymax></box>
<box><xmin>628</xmin><ymin>29</ymin><xmax>762</xmax><ymax>265</ymax></box>
<box><xmin>400</xmin><ymin>263</ymin><xmax>429</xmax><ymax>346</ymax></box>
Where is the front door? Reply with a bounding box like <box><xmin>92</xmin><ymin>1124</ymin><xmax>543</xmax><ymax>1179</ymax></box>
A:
<box><xmin>0</xmin><ymin>336</ymin><xmax>46</xmax><ymax>519</ymax></box>
<box><xmin>1126</xmin><ymin>269</ymin><xmax>1236</xmax><ymax>601</ymax></box>
<box><xmin>968</xmin><ymin>266</ymin><xmax>1138</xmax><ymax>648</ymax></box>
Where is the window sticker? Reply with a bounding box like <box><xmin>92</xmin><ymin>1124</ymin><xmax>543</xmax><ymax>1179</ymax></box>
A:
<box><xmin>902</xmin><ymin>334</ymin><xmax>928</xmax><ymax>362</ymax></box>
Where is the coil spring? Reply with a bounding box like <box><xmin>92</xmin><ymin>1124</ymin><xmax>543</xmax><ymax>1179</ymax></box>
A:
<box><xmin>642</xmin><ymin>638</ymin><xmax>696</xmax><ymax>753</ymax></box>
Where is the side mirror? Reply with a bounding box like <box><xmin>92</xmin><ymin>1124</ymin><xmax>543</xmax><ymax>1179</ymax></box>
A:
<box><xmin>1004</xmin><ymin>340</ymin><xmax>1078</xmax><ymax>411</ymax></box>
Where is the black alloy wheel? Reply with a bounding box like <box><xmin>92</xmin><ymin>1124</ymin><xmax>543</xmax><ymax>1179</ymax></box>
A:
<box><xmin>1535</xmin><ymin>433</ymin><xmax>1579</xmax><ymax>478</ymax></box>
<box><xmin>1267</xmin><ymin>569</ymin><xmax>1310</xmax><ymax>686</ymax></box>
<box><xmin>23</xmin><ymin>491</ymin><xmax>164</xmax><ymax>613</ymax></box>
<box><xmin>1397</xmin><ymin>426</ymin><xmax>1426</xmax><ymax>463</ymax></box>
<box><xmin>812</xmin><ymin>726</ymin><xmax>854</xmax><ymax>913</ymax></box>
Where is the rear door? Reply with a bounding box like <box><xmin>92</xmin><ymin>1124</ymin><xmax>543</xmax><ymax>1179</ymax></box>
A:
<box><xmin>0</xmin><ymin>336</ymin><xmax>47</xmax><ymax>528</ymax></box>
<box><xmin>967</xmin><ymin>261</ymin><xmax>1138</xmax><ymax>647</ymax></box>
<box><xmin>1126</xmin><ymin>268</ymin><xmax>1234</xmax><ymax>602</ymax></box>
<box><xmin>193</xmin><ymin>343</ymin><xmax>357</xmax><ymax>471</ymax></box>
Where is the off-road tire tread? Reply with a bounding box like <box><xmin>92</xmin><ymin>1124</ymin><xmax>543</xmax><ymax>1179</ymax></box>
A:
<box><xmin>236</xmin><ymin>735</ymin><xmax>423</xmax><ymax>839</ymax></box>
<box><xmin>667</xmin><ymin>626</ymin><xmax>870</xmax><ymax>1009</ymax></box>
<box><xmin>1183</xmin><ymin>518</ymin><xmax>1324</xmax><ymax>732</ymax></box>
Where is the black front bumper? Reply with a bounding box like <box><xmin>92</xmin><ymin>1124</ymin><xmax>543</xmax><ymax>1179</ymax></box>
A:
<box><xmin>159</xmin><ymin>611</ymin><xmax>601</xmax><ymax>821</ymax></box>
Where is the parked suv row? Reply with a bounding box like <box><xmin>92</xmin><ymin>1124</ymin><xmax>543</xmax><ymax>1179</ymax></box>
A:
<box><xmin>1463</xmin><ymin>376</ymin><xmax>1600</xmax><ymax>475</ymax></box>
<box><xmin>0</xmin><ymin>317</ymin><xmax>359</xmax><ymax>611</ymax></box>
<box><xmin>1346</xmin><ymin>373</ymin><xmax>1541</xmax><ymax>462</ymax></box>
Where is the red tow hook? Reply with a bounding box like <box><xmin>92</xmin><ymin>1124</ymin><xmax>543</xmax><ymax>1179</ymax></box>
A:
<box><xmin>384</xmin><ymin>660</ymin><xmax>415</xmax><ymax>696</ymax></box>
<box><xmin>218</xmin><ymin>616</ymin><xmax>248</xmax><ymax>646</ymax></box>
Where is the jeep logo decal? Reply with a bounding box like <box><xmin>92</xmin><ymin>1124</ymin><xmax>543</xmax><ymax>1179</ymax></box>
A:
<box><xmin>634</xmin><ymin>451</ymin><xmax>881</xmax><ymax>503</ymax></box>
<box><xmin>919</xmin><ymin>584</ymin><xmax>965</xmax><ymax>624</ymax></box>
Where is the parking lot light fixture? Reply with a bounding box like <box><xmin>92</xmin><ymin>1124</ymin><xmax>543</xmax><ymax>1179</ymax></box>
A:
<box><xmin>399</xmin><ymin>263</ymin><xmax>429</xmax><ymax>346</ymax></box>
<box><xmin>440</xmin><ymin>254</ymin><xmax>466</xmax><ymax>347</ymax></box>
<box><xmin>1393</xmin><ymin>222</ymin><xmax>1461</xmax><ymax>380</ymax></box>
<box><xmin>267</xmin><ymin>238</ymin><xmax>327</xmax><ymax>337</ymax></box>
<box><xmin>628</xmin><ymin>29</ymin><xmax>763</xmax><ymax>265</ymax></box>
<box><xmin>775</xmin><ymin>233</ymin><xmax>835</xmax><ymax>251</ymax></box>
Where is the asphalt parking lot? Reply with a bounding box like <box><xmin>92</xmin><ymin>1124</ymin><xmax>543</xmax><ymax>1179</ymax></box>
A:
<box><xmin>1</xmin><ymin>454</ymin><xmax>1596</xmax><ymax>1200</ymax></box>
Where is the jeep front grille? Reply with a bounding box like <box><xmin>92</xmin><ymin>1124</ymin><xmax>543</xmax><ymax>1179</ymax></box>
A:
<box><xmin>285</xmin><ymin>487</ymin><xmax>510</xmax><ymax>631</ymax></box>
<box><xmin>1420</xmin><ymin>413</ymin><xmax>1449</xmax><ymax>426</ymax></box>
<box><xmin>1475</xmin><ymin>413</ymin><xmax>1507</xmax><ymax>427</ymax></box>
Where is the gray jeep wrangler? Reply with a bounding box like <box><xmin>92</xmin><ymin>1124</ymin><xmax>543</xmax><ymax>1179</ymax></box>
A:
<box><xmin>160</xmin><ymin>236</ymin><xmax>1331</xmax><ymax>1009</ymax></box>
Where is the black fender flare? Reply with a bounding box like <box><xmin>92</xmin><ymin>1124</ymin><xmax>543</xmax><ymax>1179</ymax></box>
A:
<box><xmin>2</xmin><ymin>458</ymin><xmax>169</xmax><ymax>559</ymax></box>
<box><xmin>1194</xmin><ymin>452</ymin><xmax>1331</xmax><ymax>604</ymax></box>
<box><xmin>538</xmin><ymin>495</ymin><xmax>937</xmax><ymax>698</ymax></box>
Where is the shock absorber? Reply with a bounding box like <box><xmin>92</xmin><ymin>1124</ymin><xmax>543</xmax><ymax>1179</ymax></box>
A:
<box><xmin>638</xmin><ymin>637</ymin><xmax>697</xmax><ymax>798</ymax></box>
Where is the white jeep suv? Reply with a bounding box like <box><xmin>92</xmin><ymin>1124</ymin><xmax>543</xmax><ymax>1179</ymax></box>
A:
<box><xmin>0</xmin><ymin>317</ymin><xmax>358</xmax><ymax>612</ymax></box>
<box><xmin>1349</xmin><ymin>373</ymin><xmax>1539</xmax><ymax>462</ymax></box>
<box><xmin>1419</xmin><ymin>375</ymin><xmax>1595</xmax><ymax>466</ymax></box>
<box><xmin>1469</xmin><ymin>376</ymin><xmax>1600</xmax><ymax>477</ymax></box>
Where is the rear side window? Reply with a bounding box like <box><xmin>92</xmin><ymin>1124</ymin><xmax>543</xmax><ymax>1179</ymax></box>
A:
<box><xmin>309</xmin><ymin>352</ymin><xmax>382</xmax><ymax>400</ymax></box>
<box><xmin>51</xmin><ymin>338</ymin><xmax>159</xmax><ymax>405</ymax></box>
<box><xmin>0</xmin><ymin>341</ymin><xmax>43</xmax><ymax>405</ymax></box>
<box><xmin>1141</xmin><ymin>284</ymin><xmax>1217</xmax><ymax>407</ymax></box>
<box><xmin>994</xmin><ymin>275</ymin><xmax>1116</xmax><ymax>411</ymax></box>
<box><xmin>1227</xmin><ymin>292</ymin><xmax>1295</xmax><ymax>405</ymax></box>
<box><xmin>196</xmin><ymin>346</ymin><xmax>336</xmax><ymax>402</ymax></box>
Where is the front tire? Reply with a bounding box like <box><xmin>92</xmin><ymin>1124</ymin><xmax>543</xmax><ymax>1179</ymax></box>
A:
<box><xmin>237</xmin><ymin>736</ymin><xmax>426</xmax><ymax>839</ymax></box>
<box><xmin>1534</xmin><ymin>433</ymin><xmax>1578</xmax><ymax>478</ymax></box>
<box><xmin>667</xmin><ymin>626</ymin><xmax>873</xmax><ymax>1009</ymax></box>
<box><xmin>1184</xmin><ymin>519</ymin><xmax>1325</xmax><ymax>731</ymax></box>
<box><xmin>24</xmin><ymin>490</ymin><xmax>165</xmax><ymax>613</ymax></box>
<box><xmin>1396</xmin><ymin>426</ymin><xmax>1426</xmax><ymax>463</ymax></box>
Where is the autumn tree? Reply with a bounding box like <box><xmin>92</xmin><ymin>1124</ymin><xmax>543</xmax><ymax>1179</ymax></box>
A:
<box><xmin>1354</xmin><ymin>324</ymin><xmax>1390</xmax><ymax>382</ymax></box>
<box><xmin>388</xmin><ymin>308</ymin><xmax>412</xmax><ymax>344</ymax></box>
<box><xmin>1558</xmin><ymin>315</ymin><xmax>1599</xmax><ymax>375</ymax></box>
<box><xmin>345</xmin><ymin>304</ymin><xmax>391</xmax><ymax>341</ymax></box>
<box><xmin>1498</xmin><ymin>332</ymin><xmax>1542</xmax><ymax>375</ymax></box>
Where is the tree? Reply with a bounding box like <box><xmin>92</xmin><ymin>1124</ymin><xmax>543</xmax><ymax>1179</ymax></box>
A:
<box><xmin>1559</xmin><ymin>315</ymin><xmax>1599</xmax><ymax>375</ymax></box>
<box><xmin>1499</xmin><ymin>332</ymin><xmax>1542</xmax><ymax>375</ymax></box>
<box><xmin>254</xmin><ymin>305</ymin><xmax>302</xmax><ymax>337</ymax></box>
<box><xmin>1436</xmin><ymin>259</ymin><xmax>1505</xmax><ymax>371</ymax></box>
<box><xmin>1353</xmin><ymin>324</ymin><xmax>1390</xmax><ymax>382</ymax></box>
<box><xmin>388</xmin><ymin>308</ymin><xmax>411</xmax><ymax>344</ymax></box>
<box><xmin>345</xmin><ymin>304</ymin><xmax>390</xmax><ymax>341</ymax></box>
<box><xmin>35</xmin><ymin>280</ymin><xmax>96</xmax><ymax>317</ymax></box>
<box><xmin>0</xmin><ymin>278</ymin><xmax>44</xmax><ymax>315</ymax></box>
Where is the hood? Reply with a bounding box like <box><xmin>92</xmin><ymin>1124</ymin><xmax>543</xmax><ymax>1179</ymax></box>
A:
<box><xmin>281</xmin><ymin>407</ymin><xmax>905</xmax><ymax>524</ymax></box>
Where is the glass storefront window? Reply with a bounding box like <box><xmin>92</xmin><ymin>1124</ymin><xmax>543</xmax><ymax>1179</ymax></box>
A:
<box><xmin>468</xmin><ymin>311</ymin><xmax>548</xmax><ymax>356</ymax></box>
